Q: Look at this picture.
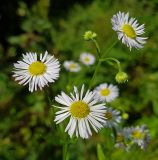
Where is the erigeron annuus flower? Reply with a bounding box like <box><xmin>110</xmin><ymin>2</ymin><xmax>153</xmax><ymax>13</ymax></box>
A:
<box><xmin>94</xmin><ymin>83</ymin><xmax>119</xmax><ymax>102</ymax></box>
<box><xmin>63</xmin><ymin>61</ymin><xmax>81</xmax><ymax>72</ymax></box>
<box><xmin>54</xmin><ymin>85</ymin><xmax>107</xmax><ymax>139</ymax></box>
<box><xmin>104</xmin><ymin>107</ymin><xmax>121</xmax><ymax>128</ymax></box>
<box><xmin>80</xmin><ymin>52</ymin><xmax>95</xmax><ymax>66</ymax></box>
<box><xmin>129</xmin><ymin>125</ymin><xmax>150</xmax><ymax>149</ymax></box>
<box><xmin>111</xmin><ymin>11</ymin><xmax>147</xmax><ymax>50</ymax></box>
<box><xmin>13</xmin><ymin>51</ymin><xmax>60</xmax><ymax>92</ymax></box>
<box><xmin>115</xmin><ymin>128</ymin><xmax>130</xmax><ymax>151</ymax></box>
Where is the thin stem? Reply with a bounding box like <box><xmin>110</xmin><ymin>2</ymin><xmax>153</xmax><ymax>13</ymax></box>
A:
<box><xmin>102</xmin><ymin>40</ymin><xmax>118</xmax><ymax>58</ymax></box>
<box><xmin>89</xmin><ymin>60</ymin><xmax>101</xmax><ymax>89</ymax></box>
<box><xmin>100</xmin><ymin>57</ymin><xmax>121</xmax><ymax>72</ymax></box>
<box><xmin>88</xmin><ymin>37</ymin><xmax>118</xmax><ymax>89</ymax></box>
<box><xmin>112</xmin><ymin>127</ymin><xmax>117</xmax><ymax>140</ymax></box>
<box><xmin>63</xmin><ymin>143</ymin><xmax>69</xmax><ymax>160</ymax></box>
<box><xmin>44</xmin><ymin>89</ymin><xmax>56</xmax><ymax>128</ymax></box>
<box><xmin>92</xmin><ymin>38</ymin><xmax>101</xmax><ymax>58</ymax></box>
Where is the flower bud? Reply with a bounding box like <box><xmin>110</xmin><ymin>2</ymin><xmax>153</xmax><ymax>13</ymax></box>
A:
<box><xmin>122</xmin><ymin>113</ymin><xmax>129</xmax><ymax>120</ymax></box>
<box><xmin>115</xmin><ymin>71</ymin><xmax>128</xmax><ymax>83</ymax></box>
<box><xmin>83</xmin><ymin>31</ymin><xmax>97</xmax><ymax>41</ymax></box>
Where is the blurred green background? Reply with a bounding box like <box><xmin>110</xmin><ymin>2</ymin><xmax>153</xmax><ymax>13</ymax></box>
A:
<box><xmin>0</xmin><ymin>0</ymin><xmax>158</xmax><ymax>159</ymax></box>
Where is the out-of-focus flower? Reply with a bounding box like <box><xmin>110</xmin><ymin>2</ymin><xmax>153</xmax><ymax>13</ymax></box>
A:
<box><xmin>111</xmin><ymin>11</ymin><xmax>147</xmax><ymax>50</ymax></box>
<box><xmin>104</xmin><ymin>107</ymin><xmax>121</xmax><ymax>128</ymax></box>
<box><xmin>94</xmin><ymin>83</ymin><xmax>119</xmax><ymax>102</ymax></box>
<box><xmin>63</xmin><ymin>61</ymin><xmax>81</xmax><ymax>72</ymax></box>
<box><xmin>129</xmin><ymin>125</ymin><xmax>150</xmax><ymax>149</ymax></box>
<box><xmin>54</xmin><ymin>85</ymin><xmax>107</xmax><ymax>139</ymax></box>
<box><xmin>13</xmin><ymin>51</ymin><xmax>60</xmax><ymax>92</ymax></box>
<box><xmin>115</xmin><ymin>128</ymin><xmax>130</xmax><ymax>151</ymax></box>
<box><xmin>80</xmin><ymin>52</ymin><xmax>95</xmax><ymax>66</ymax></box>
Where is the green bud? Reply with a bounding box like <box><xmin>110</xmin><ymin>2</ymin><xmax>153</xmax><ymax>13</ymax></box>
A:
<box><xmin>122</xmin><ymin>113</ymin><xmax>129</xmax><ymax>120</ymax></box>
<box><xmin>83</xmin><ymin>31</ymin><xmax>97</xmax><ymax>41</ymax></box>
<box><xmin>115</xmin><ymin>71</ymin><xmax>128</xmax><ymax>83</ymax></box>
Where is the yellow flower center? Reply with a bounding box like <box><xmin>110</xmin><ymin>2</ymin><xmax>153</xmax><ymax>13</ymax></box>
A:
<box><xmin>70</xmin><ymin>101</ymin><xmax>90</xmax><ymax>118</ymax></box>
<box><xmin>122</xmin><ymin>24</ymin><xmax>136</xmax><ymax>38</ymax></box>
<box><xmin>105</xmin><ymin>111</ymin><xmax>113</xmax><ymax>120</ymax></box>
<box><xmin>116</xmin><ymin>133</ymin><xmax>124</xmax><ymax>142</ymax></box>
<box><xmin>132</xmin><ymin>130</ymin><xmax>143</xmax><ymax>139</ymax></box>
<box><xmin>100</xmin><ymin>88</ymin><xmax>110</xmax><ymax>96</ymax></box>
<box><xmin>29</xmin><ymin>61</ymin><xmax>46</xmax><ymax>75</ymax></box>
<box><xmin>84</xmin><ymin>57</ymin><xmax>90</xmax><ymax>63</ymax></box>
<box><xmin>69</xmin><ymin>63</ymin><xmax>76</xmax><ymax>70</ymax></box>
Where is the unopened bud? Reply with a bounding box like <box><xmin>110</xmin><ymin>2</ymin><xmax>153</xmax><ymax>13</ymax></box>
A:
<box><xmin>115</xmin><ymin>72</ymin><xmax>128</xmax><ymax>83</ymax></box>
<box><xmin>83</xmin><ymin>31</ymin><xmax>97</xmax><ymax>41</ymax></box>
<box><xmin>122</xmin><ymin>113</ymin><xmax>129</xmax><ymax>120</ymax></box>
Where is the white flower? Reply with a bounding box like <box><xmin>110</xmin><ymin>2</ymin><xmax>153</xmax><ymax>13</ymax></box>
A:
<box><xmin>13</xmin><ymin>51</ymin><xmax>60</xmax><ymax>92</ymax></box>
<box><xmin>111</xmin><ymin>11</ymin><xmax>147</xmax><ymax>50</ymax></box>
<box><xmin>80</xmin><ymin>52</ymin><xmax>95</xmax><ymax>66</ymax></box>
<box><xmin>104</xmin><ymin>107</ymin><xmax>121</xmax><ymax>128</ymax></box>
<box><xmin>54</xmin><ymin>85</ymin><xmax>106</xmax><ymax>139</ymax></box>
<box><xmin>128</xmin><ymin>125</ymin><xmax>150</xmax><ymax>149</ymax></box>
<box><xmin>115</xmin><ymin>128</ymin><xmax>131</xmax><ymax>151</ymax></box>
<box><xmin>94</xmin><ymin>83</ymin><xmax>119</xmax><ymax>102</ymax></box>
<box><xmin>63</xmin><ymin>61</ymin><xmax>81</xmax><ymax>72</ymax></box>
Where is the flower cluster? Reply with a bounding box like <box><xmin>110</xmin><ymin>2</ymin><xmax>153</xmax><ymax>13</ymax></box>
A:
<box><xmin>12</xmin><ymin>11</ymin><xmax>150</xmax><ymax>151</ymax></box>
<box><xmin>115</xmin><ymin>125</ymin><xmax>150</xmax><ymax>150</ymax></box>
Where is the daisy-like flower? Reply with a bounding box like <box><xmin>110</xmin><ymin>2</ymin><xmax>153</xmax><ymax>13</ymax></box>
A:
<box><xmin>104</xmin><ymin>107</ymin><xmax>121</xmax><ymax>128</ymax></box>
<box><xmin>94</xmin><ymin>83</ymin><xmax>119</xmax><ymax>102</ymax></box>
<box><xmin>54</xmin><ymin>85</ymin><xmax>106</xmax><ymax>139</ymax></box>
<box><xmin>115</xmin><ymin>128</ymin><xmax>131</xmax><ymax>151</ymax></box>
<box><xmin>13</xmin><ymin>51</ymin><xmax>60</xmax><ymax>92</ymax></box>
<box><xmin>63</xmin><ymin>61</ymin><xmax>81</xmax><ymax>72</ymax></box>
<box><xmin>128</xmin><ymin>125</ymin><xmax>150</xmax><ymax>149</ymax></box>
<box><xmin>115</xmin><ymin>132</ymin><xmax>126</xmax><ymax>149</ymax></box>
<box><xmin>80</xmin><ymin>52</ymin><xmax>95</xmax><ymax>66</ymax></box>
<box><xmin>111</xmin><ymin>11</ymin><xmax>147</xmax><ymax>50</ymax></box>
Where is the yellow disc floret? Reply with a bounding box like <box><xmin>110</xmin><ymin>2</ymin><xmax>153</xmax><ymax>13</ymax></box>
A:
<box><xmin>122</xmin><ymin>24</ymin><xmax>136</xmax><ymax>38</ymax></box>
<box><xmin>84</xmin><ymin>57</ymin><xmax>90</xmax><ymax>63</ymax></box>
<box><xmin>70</xmin><ymin>101</ymin><xmax>90</xmax><ymax>118</ymax></box>
<box><xmin>29</xmin><ymin>61</ymin><xmax>46</xmax><ymax>75</ymax></box>
<box><xmin>132</xmin><ymin>130</ymin><xmax>143</xmax><ymax>139</ymax></box>
<box><xmin>100</xmin><ymin>88</ymin><xmax>110</xmax><ymax>96</ymax></box>
<box><xmin>69</xmin><ymin>63</ymin><xmax>76</xmax><ymax>70</ymax></box>
<box><xmin>116</xmin><ymin>133</ymin><xmax>124</xmax><ymax>143</ymax></box>
<box><xmin>105</xmin><ymin>111</ymin><xmax>113</xmax><ymax>120</ymax></box>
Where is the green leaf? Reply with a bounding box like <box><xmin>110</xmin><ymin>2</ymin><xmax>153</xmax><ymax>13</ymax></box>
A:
<box><xmin>97</xmin><ymin>144</ymin><xmax>106</xmax><ymax>160</ymax></box>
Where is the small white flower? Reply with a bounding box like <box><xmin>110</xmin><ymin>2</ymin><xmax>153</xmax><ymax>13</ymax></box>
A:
<box><xmin>13</xmin><ymin>51</ymin><xmax>60</xmax><ymax>92</ymax></box>
<box><xmin>94</xmin><ymin>83</ymin><xmax>119</xmax><ymax>102</ymax></box>
<box><xmin>128</xmin><ymin>125</ymin><xmax>150</xmax><ymax>149</ymax></box>
<box><xmin>54</xmin><ymin>85</ymin><xmax>107</xmax><ymax>139</ymax></box>
<box><xmin>80</xmin><ymin>52</ymin><xmax>95</xmax><ymax>66</ymax></box>
<box><xmin>115</xmin><ymin>128</ymin><xmax>131</xmax><ymax>151</ymax></box>
<box><xmin>63</xmin><ymin>61</ymin><xmax>81</xmax><ymax>72</ymax></box>
<box><xmin>104</xmin><ymin>107</ymin><xmax>121</xmax><ymax>128</ymax></box>
<box><xmin>111</xmin><ymin>11</ymin><xmax>147</xmax><ymax>50</ymax></box>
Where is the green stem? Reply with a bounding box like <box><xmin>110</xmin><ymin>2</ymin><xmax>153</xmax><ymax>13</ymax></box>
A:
<box><xmin>100</xmin><ymin>57</ymin><xmax>121</xmax><ymax>72</ymax></box>
<box><xmin>92</xmin><ymin>38</ymin><xmax>101</xmax><ymax>58</ymax></box>
<box><xmin>63</xmin><ymin>143</ymin><xmax>69</xmax><ymax>160</ymax></box>
<box><xmin>88</xmin><ymin>40</ymin><xmax>118</xmax><ymax>89</ymax></box>
<box><xmin>44</xmin><ymin>89</ymin><xmax>55</xmax><ymax>127</ymax></box>
<box><xmin>89</xmin><ymin>60</ymin><xmax>101</xmax><ymax>89</ymax></box>
<box><xmin>102</xmin><ymin>40</ymin><xmax>118</xmax><ymax>58</ymax></box>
